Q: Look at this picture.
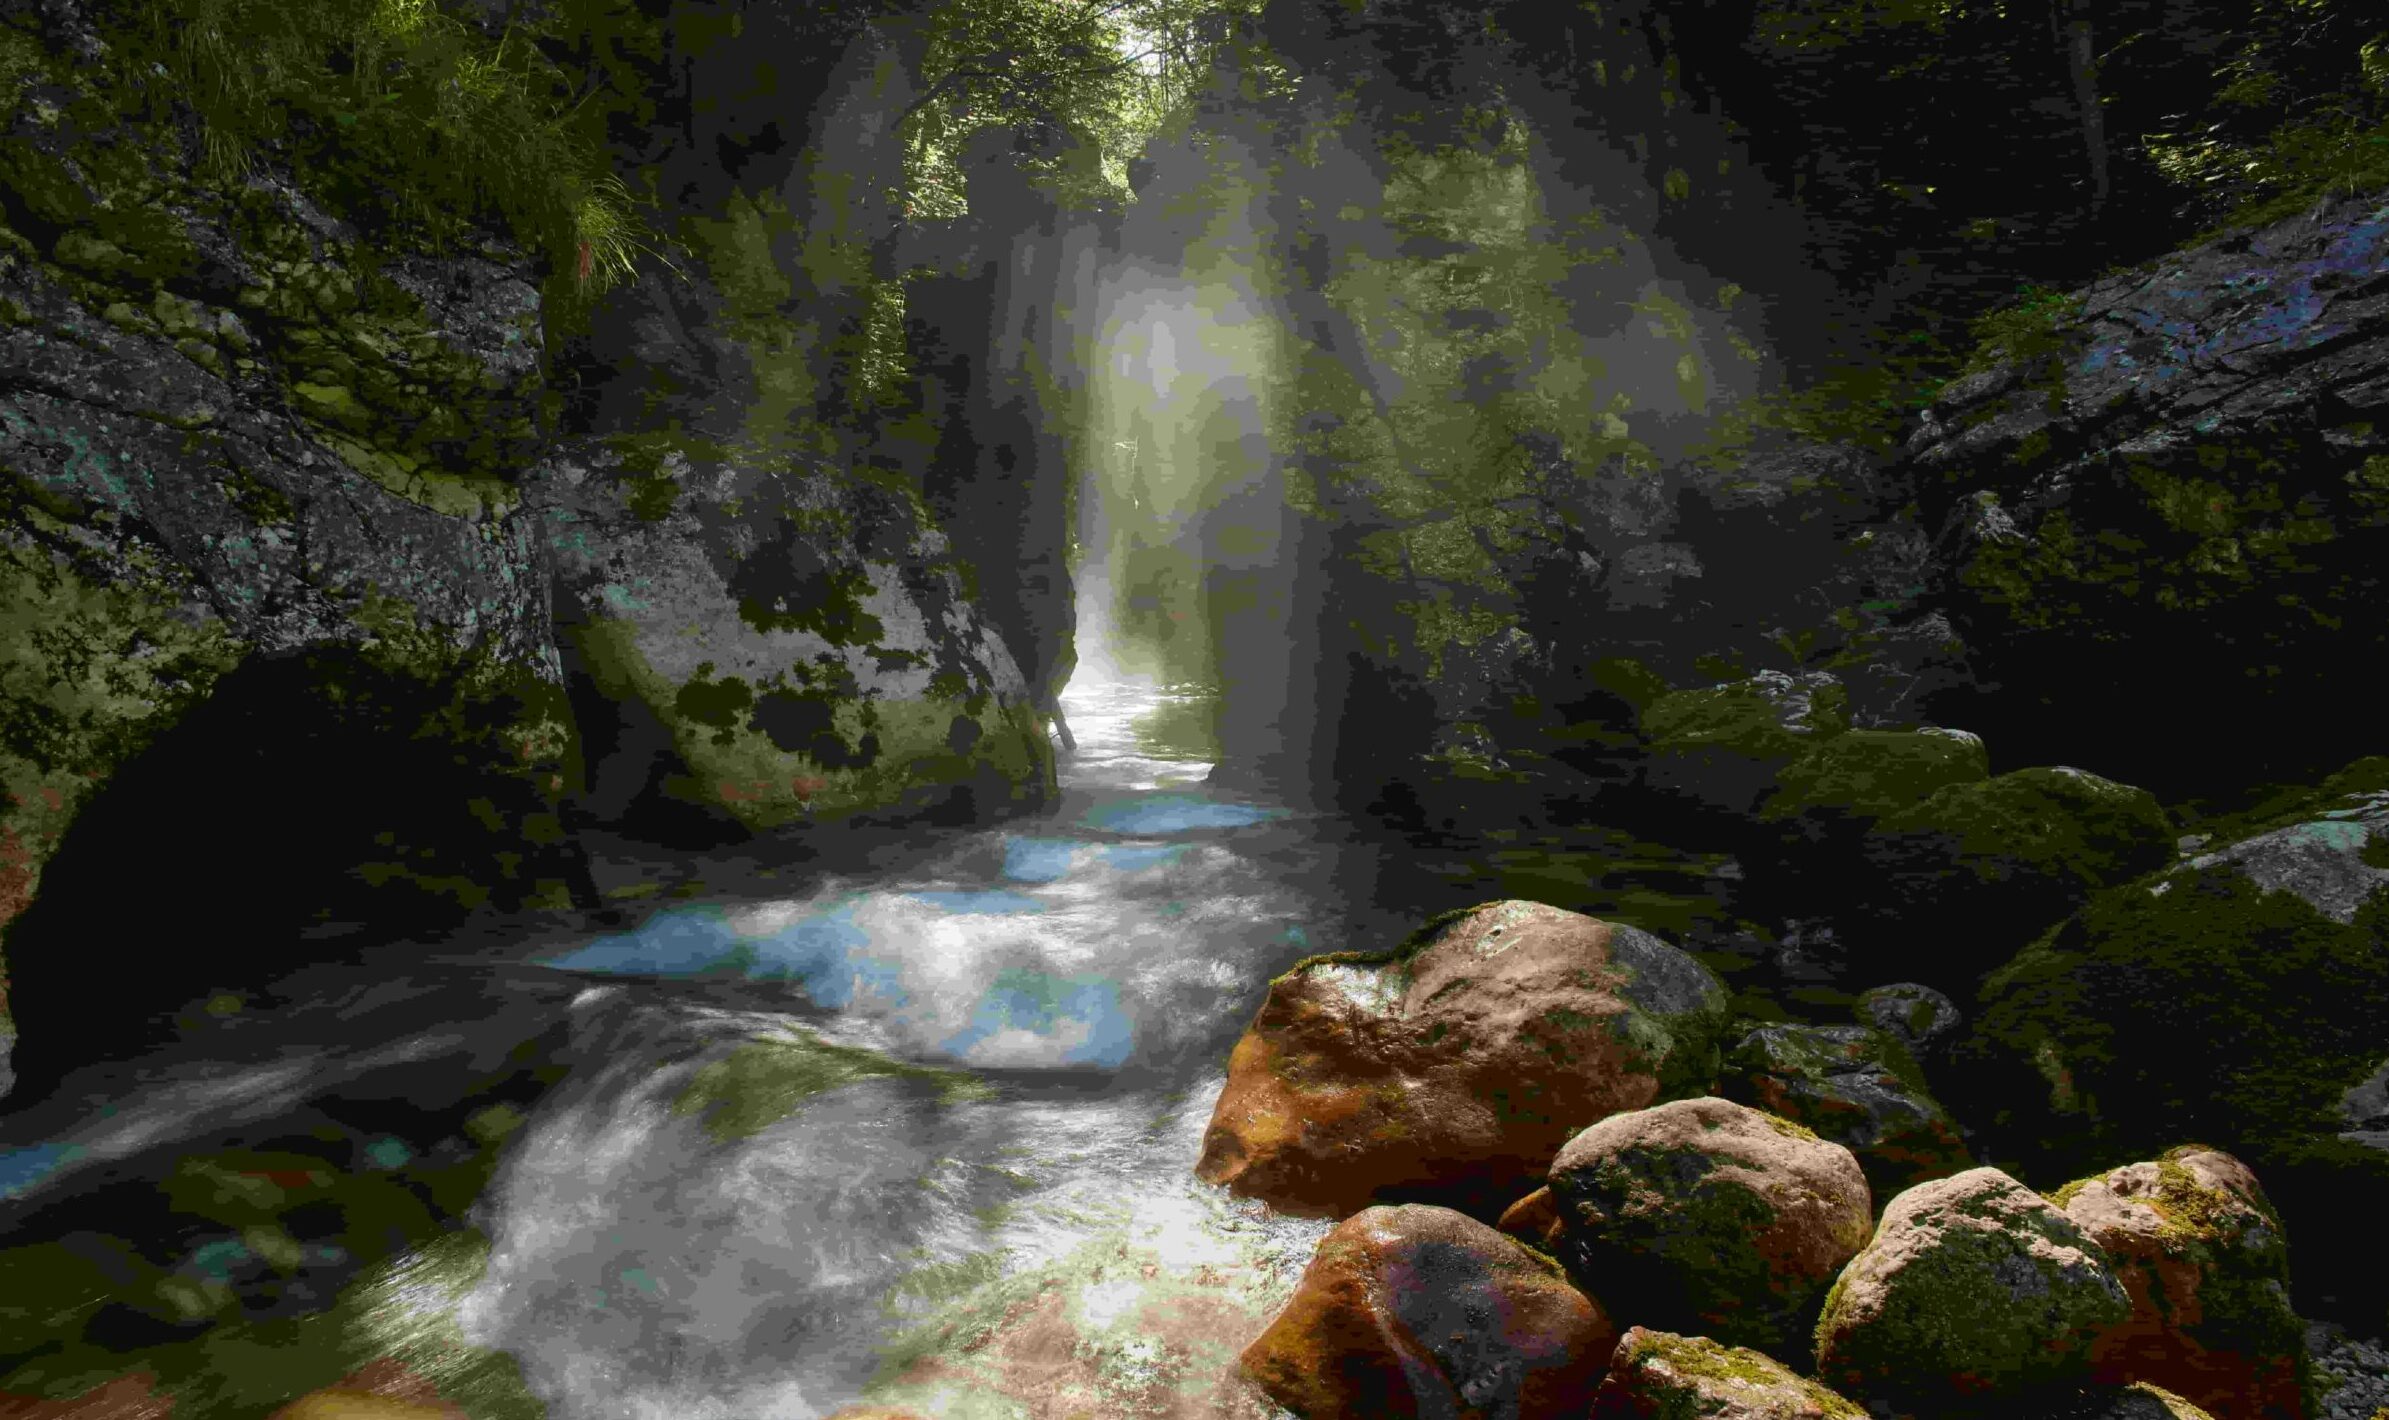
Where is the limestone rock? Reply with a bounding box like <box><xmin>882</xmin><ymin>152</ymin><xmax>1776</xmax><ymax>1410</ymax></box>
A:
<box><xmin>2053</xmin><ymin>1148</ymin><xmax>2310</xmax><ymax>1420</ymax></box>
<box><xmin>1196</xmin><ymin>901</ymin><xmax>1728</xmax><ymax>1218</ymax></box>
<box><xmin>1814</xmin><ymin>1167</ymin><xmax>2131</xmax><ymax>1417</ymax></box>
<box><xmin>1587</xmin><ymin>1326</ymin><xmax>1869</xmax><ymax>1418</ymax></box>
<box><xmin>1240</xmin><ymin>1204</ymin><xmax>1615</xmax><ymax>1419</ymax></box>
<box><xmin>1546</xmin><ymin>1096</ymin><xmax>1873</xmax><ymax>1361</ymax></box>
<box><xmin>1718</xmin><ymin>1024</ymin><xmax>1975</xmax><ymax>1203</ymax></box>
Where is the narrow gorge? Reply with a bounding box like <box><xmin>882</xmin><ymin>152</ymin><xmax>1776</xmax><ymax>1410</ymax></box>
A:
<box><xmin>1</xmin><ymin>0</ymin><xmax>2386</xmax><ymax>1416</ymax></box>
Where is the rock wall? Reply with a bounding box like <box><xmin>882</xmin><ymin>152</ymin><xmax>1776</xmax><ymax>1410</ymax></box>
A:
<box><xmin>0</xmin><ymin>0</ymin><xmax>1064</xmax><ymax>1100</ymax></box>
<box><xmin>1905</xmin><ymin>188</ymin><xmax>2389</xmax><ymax>802</ymax></box>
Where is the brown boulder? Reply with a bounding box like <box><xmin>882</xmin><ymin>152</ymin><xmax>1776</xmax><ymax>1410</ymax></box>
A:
<box><xmin>1587</xmin><ymin>1326</ymin><xmax>1870</xmax><ymax>1418</ymax></box>
<box><xmin>2053</xmin><ymin>1147</ymin><xmax>2310</xmax><ymax>1420</ymax></box>
<box><xmin>1546</xmin><ymin>1096</ymin><xmax>1872</xmax><ymax>1361</ymax></box>
<box><xmin>1240</xmin><ymin>1203</ymin><xmax>1617</xmax><ymax>1418</ymax></box>
<box><xmin>1814</xmin><ymin>1167</ymin><xmax>2132</xmax><ymax>1418</ymax></box>
<box><xmin>1197</xmin><ymin>901</ymin><xmax>1728</xmax><ymax>1218</ymax></box>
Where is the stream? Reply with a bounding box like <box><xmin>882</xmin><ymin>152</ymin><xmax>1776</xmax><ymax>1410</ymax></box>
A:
<box><xmin>0</xmin><ymin>665</ymin><xmax>1478</xmax><ymax>1417</ymax></box>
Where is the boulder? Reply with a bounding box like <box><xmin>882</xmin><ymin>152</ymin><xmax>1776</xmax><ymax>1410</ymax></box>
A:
<box><xmin>1196</xmin><ymin>901</ymin><xmax>1729</xmax><ymax>1218</ymax></box>
<box><xmin>540</xmin><ymin>441</ymin><xmax>1055</xmax><ymax>842</ymax></box>
<box><xmin>1762</xmin><ymin>726</ymin><xmax>1992</xmax><ymax>828</ymax></box>
<box><xmin>1946</xmin><ymin>763</ymin><xmax>2389</xmax><ymax>1328</ymax></box>
<box><xmin>1586</xmin><ymin>1326</ymin><xmax>1869</xmax><ymax>1418</ymax></box>
<box><xmin>1904</xmin><ymin>187</ymin><xmax>2389</xmax><ymax>802</ymax></box>
<box><xmin>1813</xmin><ymin>1167</ymin><xmax>2132</xmax><ymax>1417</ymax></box>
<box><xmin>1546</xmin><ymin>1096</ymin><xmax>1873</xmax><ymax>1361</ymax></box>
<box><xmin>2052</xmin><ymin>1148</ymin><xmax>2311</xmax><ymax>1420</ymax></box>
<box><xmin>1717</xmin><ymin>1023</ymin><xmax>1975</xmax><ymax>1204</ymax></box>
<box><xmin>1638</xmin><ymin>671</ymin><xmax>1851</xmax><ymax>822</ymax></box>
<box><xmin>1239</xmin><ymin>1204</ymin><xmax>1615</xmax><ymax>1419</ymax></box>
<box><xmin>1853</xmin><ymin>983</ymin><xmax>1964</xmax><ymax>1061</ymax></box>
<box><xmin>1830</xmin><ymin>765</ymin><xmax>2173</xmax><ymax>991</ymax></box>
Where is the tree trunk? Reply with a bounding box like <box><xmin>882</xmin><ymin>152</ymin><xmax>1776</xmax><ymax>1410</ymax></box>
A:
<box><xmin>2052</xmin><ymin>0</ymin><xmax>2109</xmax><ymax>219</ymax></box>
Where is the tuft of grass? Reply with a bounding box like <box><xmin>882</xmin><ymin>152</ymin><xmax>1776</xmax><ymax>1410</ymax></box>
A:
<box><xmin>106</xmin><ymin>0</ymin><xmax>672</xmax><ymax>307</ymax></box>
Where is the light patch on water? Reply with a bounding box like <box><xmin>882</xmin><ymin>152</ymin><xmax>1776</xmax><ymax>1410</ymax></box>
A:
<box><xmin>1081</xmin><ymin>793</ymin><xmax>1280</xmax><ymax>834</ymax></box>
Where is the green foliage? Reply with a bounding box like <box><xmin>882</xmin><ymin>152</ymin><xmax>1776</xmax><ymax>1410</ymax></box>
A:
<box><xmin>885</xmin><ymin>0</ymin><xmax>1273</xmax><ymax>221</ymax></box>
<box><xmin>1961</xmin><ymin>284</ymin><xmax>2084</xmax><ymax>375</ymax></box>
<box><xmin>99</xmin><ymin>0</ymin><xmax>670</xmax><ymax>311</ymax></box>
<box><xmin>2140</xmin><ymin>0</ymin><xmax>2389</xmax><ymax>232</ymax></box>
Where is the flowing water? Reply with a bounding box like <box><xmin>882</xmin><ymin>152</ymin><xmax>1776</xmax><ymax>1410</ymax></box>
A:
<box><xmin>0</xmin><ymin>667</ymin><xmax>1442</xmax><ymax>1417</ymax></box>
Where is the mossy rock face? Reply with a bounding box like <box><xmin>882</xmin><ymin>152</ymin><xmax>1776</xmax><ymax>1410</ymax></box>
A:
<box><xmin>1809</xmin><ymin>766</ymin><xmax>2174</xmax><ymax>993</ymax></box>
<box><xmin>1908</xmin><ymin>191</ymin><xmax>2389</xmax><ymax>804</ymax></box>
<box><xmin>1547</xmin><ymin>1095</ymin><xmax>1873</xmax><ymax>1364</ymax></box>
<box><xmin>1813</xmin><ymin>1167</ymin><xmax>2131</xmax><ymax>1417</ymax></box>
<box><xmin>1763</xmin><ymin>727</ymin><xmax>1992</xmax><ymax>826</ymax></box>
<box><xmin>1639</xmin><ymin>670</ymin><xmax>1852</xmax><ymax>821</ymax></box>
<box><xmin>1588</xmin><ymin>1326</ymin><xmax>1869</xmax><ymax>1418</ymax></box>
<box><xmin>1944</xmin><ymin>771</ymin><xmax>2389</xmax><ymax>1332</ymax></box>
<box><xmin>1718</xmin><ymin>1023</ymin><xmax>1977</xmax><ymax>1206</ymax></box>
<box><xmin>542</xmin><ymin>439</ymin><xmax>1055</xmax><ymax>836</ymax></box>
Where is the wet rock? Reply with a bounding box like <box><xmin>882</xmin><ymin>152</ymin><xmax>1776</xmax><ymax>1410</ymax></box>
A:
<box><xmin>1947</xmin><ymin>759</ymin><xmax>2389</xmax><ymax>1330</ymax></box>
<box><xmin>1813</xmin><ymin>1167</ymin><xmax>2131</xmax><ymax>1418</ymax></box>
<box><xmin>1196</xmin><ymin>901</ymin><xmax>1729</xmax><ymax>1219</ymax></box>
<box><xmin>1240</xmin><ymin>1204</ymin><xmax>1615</xmax><ymax>1420</ymax></box>
<box><xmin>2051</xmin><ymin>1148</ymin><xmax>2310</xmax><ymax>1420</ymax></box>
<box><xmin>1717</xmin><ymin>1023</ymin><xmax>1975</xmax><ymax>1203</ymax></box>
<box><xmin>1546</xmin><ymin>1095</ymin><xmax>1872</xmax><ymax>1361</ymax></box>
<box><xmin>1587</xmin><ymin>1326</ymin><xmax>1869</xmax><ymax>1418</ymax></box>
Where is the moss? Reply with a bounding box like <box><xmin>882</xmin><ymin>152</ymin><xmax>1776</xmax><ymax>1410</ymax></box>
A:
<box><xmin>1815</xmin><ymin>1193</ymin><xmax>2130</xmax><ymax>1407</ymax></box>
<box><xmin>671</xmin><ymin>1025</ymin><xmax>993</xmax><ymax>1145</ymax></box>
<box><xmin>0</xmin><ymin>524</ymin><xmax>245</xmax><ymax>1019</ymax></box>
<box><xmin>1623</xmin><ymin>1330</ymin><xmax>1871</xmax><ymax>1419</ymax></box>
<box><xmin>1765</xmin><ymin>729</ymin><xmax>1993</xmax><ymax>823</ymax></box>
<box><xmin>1961</xmin><ymin>855</ymin><xmax>2389</xmax><ymax>1199</ymax></box>
<box><xmin>1645</xmin><ymin>678</ymin><xmax>1851</xmax><ymax>758</ymax></box>
<box><xmin>1877</xmin><ymin>766</ymin><xmax>2173</xmax><ymax>892</ymax></box>
<box><xmin>569</xmin><ymin>616</ymin><xmax>1047</xmax><ymax>833</ymax></box>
